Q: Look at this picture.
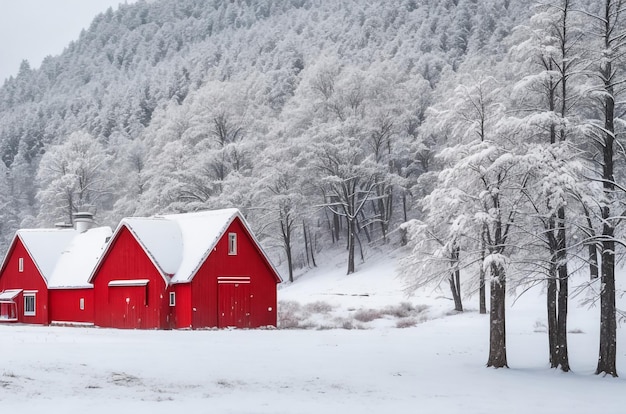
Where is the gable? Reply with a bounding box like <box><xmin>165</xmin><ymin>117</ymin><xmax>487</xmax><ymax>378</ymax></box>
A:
<box><xmin>0</xmin><ymin>229</ymin><xmax>77</xmax><ymax>285</ymax></box>
<box><xmin>167</xmin><ymin>209</ymin><xmax>240</xmax><ymax>284</ymax></box>
<box><xmin>89</xmin><ymin>225</ymin><xmax>172</xmax><ymax>286</ymax></box>
<box><xmin>225</xmin><ymin>217</ymin><xmax>282</xmax><ymax>284</ymax></box>
<box><xmin>122</xmin><ymin>217</ymin><xmax>182</xmax><ymax>276</ymax></box>
<box><xmin>172</xmin><ymin>214</ymin><xmax>282</xmax><ymax>284</ymax></box>
<box><xmin>0</xmin><ymin>237</ymin><xmax>48</xmax><ymax>293</ymax></box>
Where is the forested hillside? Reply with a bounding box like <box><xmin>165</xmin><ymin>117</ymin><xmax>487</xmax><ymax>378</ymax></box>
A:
<box><xmin>0</xmin><ymin>0</ymin><xmax>527</xmax><ymax>266</ymax></box>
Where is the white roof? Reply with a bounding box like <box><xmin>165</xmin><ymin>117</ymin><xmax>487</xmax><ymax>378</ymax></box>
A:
<box><xmin>17</xmin><ymin>229</ymin><xmax>78</xmax><ymax>282</ymax></box>
<box><xmin>0</xmin><ymin>289</ymin><xmax>22</xmax><ymax>302</ymax></box>
<box><xmin>122</xmin><ymin>217</ymin><xmax>183</xmax><ymax>276</ymax></box>
<box><xmin>165</xmin><ymin>209</ymin><xmax>240</xmax><ymax>283</ymax></box>
<box><xmin>48</xmin><ymin>227</ymin><xmax>112</xmax><ymax>289</ymax></box>
<box><xmin>118</xmin><ymin>208</ymin><xmax>240</xmax><ymax>284</ymax></box>
<box><xmin>1</xmin><ymin>227</ymin><xmax>112</xmax><ymax>289</ymax></box>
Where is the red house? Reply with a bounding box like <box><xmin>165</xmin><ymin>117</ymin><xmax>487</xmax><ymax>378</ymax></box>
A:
<box><xmin>89</xmin><ymin>208</ymin><xmax>281</xmax><ymax>330</ymax></box>
<box><xmin>0</xmin><ymin>225</ymin><xmax>111</xmax><ymax>325</ymax></box>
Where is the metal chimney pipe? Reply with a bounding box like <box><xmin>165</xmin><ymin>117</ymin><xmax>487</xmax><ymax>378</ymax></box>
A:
<box><xmin>73</xmin><ymin>212</ymin><xmax>95</xmax><ymax>233</ymax></box>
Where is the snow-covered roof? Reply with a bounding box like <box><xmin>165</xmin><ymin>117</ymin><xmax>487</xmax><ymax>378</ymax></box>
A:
<box><xmin>48</xmin><ymin>227</ymin><xmax>112</xmax><ymax>289</ymax></box>
<box><xmin>101</xmin><ymin>208</ymin><xmax>278</xmax><ymax>285</ymax></box>
<box><xmin>121</xmin><ymin>217</ymin><xmax>183</xmax><ymax>276</ymax></box>
<box><xmin>113</xmin><ymin>208</ymin><xmax>239</xmax><ymax>283</ymax></box>
<box><xmin>1</xmin><ymin>226</ymin><xmax>112</xmax><ymax>289</ymax></box>
<box><xmin>165</xmin><ymin>208</ymin><xmax>240</xmax><ymax>283</ymax></box>
<box><xmin>16</xmin><ymin>229</ymin><xmax>78</xmax><ymax>282</ymax></box>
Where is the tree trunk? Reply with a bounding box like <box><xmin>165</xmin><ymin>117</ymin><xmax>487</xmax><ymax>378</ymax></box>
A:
<box><xmin>347</xmin><ymin>218</ymin><xmax>356</xmax><ymax>275</ymax></box>
<box><xmin>588</xmin><ymin>244</ymin><xmax>599</xmax><ymax>279</ymax></box>
<box><xmin>547</xmin><ymin>262</ymin><xmax>558</xmax><ymax>367</ymax></box>
<box><xmin>303</xmin><ymin>220</ymin><xmax>310</xmax><ymax>267</ymax></box>
<box><xmin>479</xmin><ymin>227</ymin><xmax>487</xmax><ymax>314</ymax></box>
<box><xmin>595</xmin><ymin>1</ymin><xmax>618</xmax><ymax>375</ymax></box>
<box><xmin>309</xmin><ymin>223</ymin><xmax>317</xmax><ymax>268</ymax></box>
<box><xmin>450</xmin><ymin>246</ymin><xmax>463</xmax><ymax>312</ymax></box>
<box><xmin>596</xmin><ymin>215</ymin><xmax>617</xmax><ymax>377</ymax></box>
<box><xmin>487</xmin><ymin>263</ymin><xmax>507</xmax><ymax>368</ymax></box>
<box><xmin>402</xmin><ymin>193</ymin><xmax>408</xmax><ymax>223</ymax></box>
<box><xmin>555</xmin><ymin>207</ymin><xmax>570</xmax><ymax>371</ymax></box>
<box><xmin>280</xmin><ymin>220</ymin><xmax>294</xmax><ymax>283</ymax></box>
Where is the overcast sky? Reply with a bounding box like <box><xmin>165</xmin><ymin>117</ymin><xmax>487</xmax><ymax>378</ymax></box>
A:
<box><xmin>0</xmin><ymin>0</ymin><xmax>137</xmax><ymax>83</ymax></box>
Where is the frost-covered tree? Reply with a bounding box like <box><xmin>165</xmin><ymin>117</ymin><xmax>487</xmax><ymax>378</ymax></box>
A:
<box><xmin>36</xmin><ymin>131</ymin><xmax>111</xmax><ymax>225</ymax></box>
<box><xmin>254</xmin><ymin>160</ymin><xmax>306</xmax><ymax>283</ymax></box>
<box><xmin>581</xmin><ymin>0</ymin><xmax>626</xmax><ymax>378</ymax></box>
<box><xmin>508</xmin><ymin>0</ymin><xmax>585</xmax><ymax>372</ymax></box>
<box><xmin>314</xmin><ymin>129</ymin><xmax>378</xmax><ymax>275</ymax></box>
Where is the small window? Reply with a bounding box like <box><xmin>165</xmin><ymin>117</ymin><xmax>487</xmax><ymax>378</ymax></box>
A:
<box><xmin>24</xmin><ymin>293</ymin><xmax>36</xmax><ymax>316</ymax></box>
<box><xmin>79</xmin><ymin>298</ymin><xmax>85</xmax><ymax>310</ymax></box>
<box><xmin>169</xmin><ymin>292</ymin><xmax>176</xmax><ymax>307</ymax></box>
<box><xmin>18</xmin><ymin>257</ymin><xmax>24</xmax><ymax>272</ymax></box>
<box><xmin>228</xmin><ymin>233</ymin><xmax>237</xmax><ymax>255</ymax></box>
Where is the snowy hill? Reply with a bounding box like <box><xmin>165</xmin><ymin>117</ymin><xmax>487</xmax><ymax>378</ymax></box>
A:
<box><xmin>1</xmin><ymin>248</ymin><xmax>625</xmax><ymax>413</ymax></box>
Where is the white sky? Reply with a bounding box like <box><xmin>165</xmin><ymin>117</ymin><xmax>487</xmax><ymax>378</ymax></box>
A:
<box><xmin>0</xmin><ymin>1</ymin><xmax>137</xmax><ymax>83</ymax></box>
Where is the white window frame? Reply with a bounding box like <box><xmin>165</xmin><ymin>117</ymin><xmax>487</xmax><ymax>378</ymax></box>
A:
<box><xmin>169</xmin><ymin>292</ymin><xmax>176</xmax><ymax>307</ymax></box>
<box><xmin>18</xmin><ymin>257</ymin><xmax>24</xmax><ymax>272</ymax></box>
<box><xmin>228</xmin><ymin>232</ymin><xmax>237</xmax><ymax>255</ymax></box>
<box><xmin>23</xmin><ymin>293</ymin><xmax>36</xmax><ymax>316</ymax></box>
<box><xmin>79</xmin><ymin>297</ymin><xmax>85</xmax><ymax>310</ymax></box>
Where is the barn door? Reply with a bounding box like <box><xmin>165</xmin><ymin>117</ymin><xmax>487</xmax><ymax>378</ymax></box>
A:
<box><xmin>218</xmin><ymin>277</ymin><xmax>251</xmax><ymax>328</ymax></box>
<box><xmin>108</xmin><ymin>281</ymin><xmax>149</xmax><ymax>329</ymax></box>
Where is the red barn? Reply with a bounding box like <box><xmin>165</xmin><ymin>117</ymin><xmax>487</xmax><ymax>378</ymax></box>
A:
<box><xmin>89</xmin><ymin>208</ymin><xmax>281</xmax><ymax>330</ymax></box>
<box><xmin>0</xmin><ymin>225</ymin><xmax>111</xmax><ymax>325</ymax></box>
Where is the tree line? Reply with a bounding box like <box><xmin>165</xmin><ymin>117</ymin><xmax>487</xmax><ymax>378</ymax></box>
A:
<box><xmin>402</xmin><ymin>0</ymin><xmax>625</xmax><ymax>377</ymax></box>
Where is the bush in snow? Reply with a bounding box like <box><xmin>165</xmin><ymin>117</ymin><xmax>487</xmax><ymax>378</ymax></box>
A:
<box><xmin>304</xmin><ymin>301</ymin><xmax>334</xmax><ymax>314</ymax></box>
<box><xmin>353</xmin><ymin>308</ymin><xmax>384</xmax><ymax>323</ymax></box>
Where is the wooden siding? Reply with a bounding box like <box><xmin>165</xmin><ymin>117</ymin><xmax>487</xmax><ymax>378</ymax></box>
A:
<box><xmin>170</xmin><ymin>283</ymin><xmax>191</xmax><ymax>329</ymax></box>
<box><xmin>92</xmin><ymin>226</ymin><xmax>169</xmax><ymax>329</ymax></box>
<box><xmin>187</xmin><ymin>218</ymin><xmax>278</xmax><ymax>329</ymax></box>
<box><xmin>49</xmin><ymin>288</ymin><xmax>94</xmax><ymax>324</ymax></box>
<box><xmin>0</xmin><ymin>238</ymin><xmax>49</xmax><ymax>324</ymax></box>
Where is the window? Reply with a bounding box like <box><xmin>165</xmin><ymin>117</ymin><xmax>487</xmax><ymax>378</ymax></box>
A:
<box><xmin>24</xmin><ymin>293</ymin><xmax>35</xmax><ymax>316</ymax></box>
<box><xmin>79</xmin><ymin>298</ymin><xmax>85</xmax><ymax>311</ymax></box>
<box><xmin>18</xmin><ymin>257</ymin><xmax>23</xmax><ymax>272</ymax></box>
<box><xmin>169</xmin><ymin>292</ymin><xmax>176</xmax><ymax>307</ymax></box>
<box><xmin>228</xmin><ymin>233</ymin><xmax>237</xmax><ymax>255</ymax></box>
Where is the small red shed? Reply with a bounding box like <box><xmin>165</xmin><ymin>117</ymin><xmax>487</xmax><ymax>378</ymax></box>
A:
<box><xmin>0</xmin><ymin>226</ymin><xmax>111</xmax><ymax>325</ymax></box>
<box><xmin>89</xmin><ymin>208</ymin><xmax>281</xmax><ymax>330</ymax></box>
<box><xmin>47</xmin><ymin>226</ymin><xmax>112</xmax><ymax>325</ymax></box>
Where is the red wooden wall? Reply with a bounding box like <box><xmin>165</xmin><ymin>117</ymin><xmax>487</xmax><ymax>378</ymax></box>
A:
<box><xmin>92</xmin><ymin>227</ymin><xmax>170</xmax><ymax>329</ymax></box>
<box><xmin>170</xmin><ymin>283</ymin><xmax>191</xmax><ymax>329</ymax></box>
<box><xmin>49</xmin><ymin>288</ymin><xmax>94</xmax><ymax>324</ymax></box>
<box><xmin>181</xmin><ymin>218</ymin><xmax>278</xmax><ymax>329</ymax></box>
<box><xmin>0</xmin><ymin>239</ymin><xmax>49</xmax><ymax>325</ymax></box>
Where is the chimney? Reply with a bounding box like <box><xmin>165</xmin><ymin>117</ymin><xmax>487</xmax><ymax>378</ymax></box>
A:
<box><xmin>73</xmin><ymin>212</ymin><xmax>95</xmax><ymax>233</ymax></box>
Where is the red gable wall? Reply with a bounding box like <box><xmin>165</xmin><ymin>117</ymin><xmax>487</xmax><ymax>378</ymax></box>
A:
<box><xmin>0</xmin><ymin>238</ymin><xmax>49</xmax><ymax>324</ymax></box>
<box><xmin>92</xmin><ymin>226</ymin><xmax>171</xmax><ymax>329</ymax></box>
<box><xmin>183</xmin><ymin>217</ymin><xmax>278</xmax><ymax>329</ymax></box>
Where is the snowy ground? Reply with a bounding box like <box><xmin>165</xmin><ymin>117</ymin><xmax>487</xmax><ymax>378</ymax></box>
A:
<box><xmin>1</xmin><ymin>248</ymin><xmax>625</xmax><ymax>413</ymax></box>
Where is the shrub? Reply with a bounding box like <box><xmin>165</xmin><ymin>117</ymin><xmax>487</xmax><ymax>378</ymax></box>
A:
<box><xmin>278</xmin><ymin>300</ymin><xmax>307</xmax><ymax>329</ymax></box>
<box><xmin>353</xmin><ymin>308</ymin><xmax>384</xmax><ymax>322</ymax></box>
<box><xmin>396</xmin><ymin>318</ymin><xmax>418</xmax><ymax>328</ymax></box>
<box><xmin>383</xmin><ymin>302</ymin><xmax>414</xmax><ymax>318</ymax></box>
<box><xmin>304</xmin><ymin>301</ymin><xmax>334</xmax><ymax>314</ymax></box>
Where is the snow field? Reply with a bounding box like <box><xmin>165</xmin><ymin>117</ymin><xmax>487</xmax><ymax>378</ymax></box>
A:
<box><xmin>1</xmin><ymin>248</ymin><xmax>625</xmax><ymax>413</ymax></box>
